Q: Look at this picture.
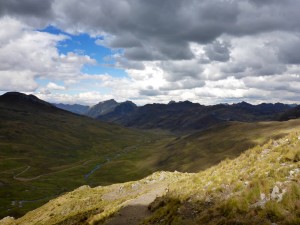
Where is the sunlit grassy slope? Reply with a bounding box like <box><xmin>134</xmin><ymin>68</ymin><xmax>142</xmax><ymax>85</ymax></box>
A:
<box><xmin>2</xmin><ymin>129</ymin><xmax>299</xmax><ymax>225</ymax></box>
<box><xmin>144</xmin><ymin>133</ymin><xmax>300</xmax><ymax>225</ymax></box>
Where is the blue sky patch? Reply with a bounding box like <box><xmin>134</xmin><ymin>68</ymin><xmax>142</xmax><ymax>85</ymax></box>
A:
<box><xmin>39</xmin><ymin>26</ymin><xmax>127</xmax><ymax>78</ymax></box>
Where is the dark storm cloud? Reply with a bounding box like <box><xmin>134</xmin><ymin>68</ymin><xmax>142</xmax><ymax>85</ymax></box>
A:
<box><xmin>160</xmin><ymin>60</ymin><xmax>204</xmax><ymax>82</ymax></box>
<box><xmin>2</xmin><ymin>0</ymin><xmax>300</xmax><ymax>62</ymax></box>
<box><xmin>204</xmin><ymin>40</ymin><xmax>231</xmax><ymax>62</ymax></box>
<box><xmin>123</xmin><ymin>41</ymin><xmax>194</xmax><ymax>61</ymax></box>
<box><xmin>53</xmin><ymin>0</ymin><xmax>238</xmax><ymax>60</ymax></box>
<box><xmin>242</xmin><ymin>75</ymin><xmax>300</xmax><ymax>96</ymax></box>
<box><xmin>0</xmin><ymin>0</ymin><xmax>53</xmax><ymax>25</ymax></box>
<box><xmin>278</xmin><ymin>39</ymin><xmax>300</xmax><ymax>65</ymax></box>
<box><xmin>139</xmin><ymin>89</ymin><xmax>162</xmax><ymax>96</ymax></box>
<box><xmin>50</xmin><ymin>0</ymin><xmax>300</xmax><ymax>61</ymax></box>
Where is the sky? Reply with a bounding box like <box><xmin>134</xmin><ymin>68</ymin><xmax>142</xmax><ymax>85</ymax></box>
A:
<box><xmin>1</xmin><ymin>0</ymin><xmax>300</xmax><ymax>106</ymax></box>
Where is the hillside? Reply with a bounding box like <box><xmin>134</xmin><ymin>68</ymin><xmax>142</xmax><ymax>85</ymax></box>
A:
<box><xmin>2</xmin><ymin>131</ymin><xmax>299</xmax><ymax>224</ymax></box>
<box><xmin>279</xmin><ymin>105</ymin><xmax>300</xmax><ymax>121</ymax></box>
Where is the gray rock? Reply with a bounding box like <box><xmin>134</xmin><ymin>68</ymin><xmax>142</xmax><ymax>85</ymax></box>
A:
<box><xmin>271</xmin><ymin>186</ymin><xmax>280</xmax><ymax>200</ymax></box>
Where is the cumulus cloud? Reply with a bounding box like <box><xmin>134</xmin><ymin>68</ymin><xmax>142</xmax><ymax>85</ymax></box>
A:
<box><xmin>46</xmin><ymin>82</ymin><xmax>66</xmax><ymax>90</ymax></box>
<box><xmin>37</xmin><ymin>91</ymin><xmax>115</xmax><ymax>106</ymax></box>
<box><xmin>0</xmin><ymin>17</ymin><xmax>95</xmax><ymax>92</ymax></box>
<box><xmin>0</xmin><ymin>70</ymin><xmax>38</xmax><ymax>92</ymax></box>
<box><xmin>204</xmin><ymin>40</ymin><xmax>231</xmax><ymax>62</ymax></box>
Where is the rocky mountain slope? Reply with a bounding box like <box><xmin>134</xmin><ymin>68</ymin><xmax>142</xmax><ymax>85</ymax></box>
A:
<box><xmin>2</xmin><ymin>132</ymin><xmax>299</xmax><ymax>225</ymax></box>
<box><xmin>97</xmin><ymin>101</ymin><xmax>137</xmax><ymax>122</ymax></box>
<box><xmin>85</xmin><ymin>99</ymin><xmax>120</xmax><ymax>118</ymax></box>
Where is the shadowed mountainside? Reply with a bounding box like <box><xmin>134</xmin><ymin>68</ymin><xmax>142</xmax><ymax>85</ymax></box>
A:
<box><xmin>278</xmin><ymin>105</ymin><xmax>300</xmax><ymax>121</ymax></box>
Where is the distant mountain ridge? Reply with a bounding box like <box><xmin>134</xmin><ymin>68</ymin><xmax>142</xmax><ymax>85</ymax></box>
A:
<box><xmin>53</xmin><ymin>96</ymin><xmax>295</xmax><ymax>132</ymax></box>
<box><xmin>2</xmin><ymin>92</ymin><xmax>295</xmax><ymax>132</ymax></box>
<box><xmin>97</xmin><ymin>100</ymin><xmax>293</xmax><ymax>132</ymax></box>
<box><xmin>53</xmin><ymin>99</ymin><xmax>134</xmax><ymax>118</ymax></box>
<box><xmin>53</xmin><ymin>103</ymin><xmax>89</xmax><ymax>115</ymax></box>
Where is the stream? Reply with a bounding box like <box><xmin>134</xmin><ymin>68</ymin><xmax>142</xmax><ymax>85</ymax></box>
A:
<box><xmin>84</xmin><ymin>158</ymin><xmax>111</xmax><ymax>180</ymax></box>
<box><xmin>83</xmin><ymin>146</ymin><xmax>137</xmax><ymax>180</ymax></box>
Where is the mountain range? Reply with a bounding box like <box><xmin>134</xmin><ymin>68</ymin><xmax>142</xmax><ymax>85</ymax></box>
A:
<box><xmin>53</xmin><ymin>99</ymin><xmax>137</xmax><ymax>118</ymax></box>
<box><xmin>55</xmin><ymin>98</ymin><xmax>295</xmax><ymax>132</ymax></box>
<box><xmin>53</xmin><ymin>103</ymin><xmax>89</xmax><ymax>115</ymax></box>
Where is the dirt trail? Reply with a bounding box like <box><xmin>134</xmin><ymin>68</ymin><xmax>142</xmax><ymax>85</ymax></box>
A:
<box><xmin>13</xmin><ymin>166</ymin><xmax>31</xmax><ymax>179</ymax></box>
<box><xmin>12</xmin><ymin>160</ymin><xmax>95</xmax><ymax>181</ymax></box>
<box><xmin>104</xmin><ymin>185</ymin><xmax>167</xmax><ymax>225</ymax></box>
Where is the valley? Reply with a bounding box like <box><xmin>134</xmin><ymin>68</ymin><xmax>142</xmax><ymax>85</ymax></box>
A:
<box><xmin>2</xmin><ymin>131</ymin><xmax>299</xmax><ymax>225</ymax></box>
<box><xmin>1</xmin><ymin>92</ymin><xmax>300</xmax><ymax>221</ymax></box>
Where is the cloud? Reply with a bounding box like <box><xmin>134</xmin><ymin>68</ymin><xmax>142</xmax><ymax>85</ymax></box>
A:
<box><xmin>1</xmin><ymin>1</ymin><xmax>300</xmax><ymax>104</ymax></box>
<box><xmin>48</xmin><ymin>0</ymin><xmax>300</xmax><ymax>60</ymax></box>
<box><xmin>0</xmin><ymin>17</ymin><xmax>95</xmax><ymax>92</ymax></box>
<box><xmin>139</xmin><ymin>89</ymin><xmax>162</xmax><ymax>96</ymax></box>
<box><xmin>37</xmin><ymin>91</ymin><xmax>114</xmax><ymax>106</ymax></box>
<box><xmin>0</xmin><ymin>0</ymin><xmax>54</xmax><ymax>27</ymax></box>
<box><xmin>0</xmin><ymin>70</ymin><xmax>38</xmax><ymax>92</ymax></box>
<box><xmin>204</xmin><ymin>40</ymin><xmax>231</xmax><ymax>62</ymax></box>
<box><xmin>46</xmin><ymin>82</ymin><xmax>66</xmax><ymax>90</ymax></box>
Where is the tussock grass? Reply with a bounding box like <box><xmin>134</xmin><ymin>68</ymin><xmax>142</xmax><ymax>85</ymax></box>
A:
<box><xmin>145</xmin><ymin>133</ymin><xmax>300</xmax><ymax>225</ymax></box>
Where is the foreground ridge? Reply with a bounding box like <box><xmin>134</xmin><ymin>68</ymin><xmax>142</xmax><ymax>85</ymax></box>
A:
<box><xmin>1</xmin><ymin>133</ymin><xmax>299</xmax><ymax>225</ymax></box>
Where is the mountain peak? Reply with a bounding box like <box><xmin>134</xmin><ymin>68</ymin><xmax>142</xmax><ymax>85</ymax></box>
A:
<box><xmin>0</xmin><ymin>92</ymin><xmax>52</xmax><ymax>107</ymax></box>
<box><xmin>86</xmin><ymin>99</ymin><xmax>119</xmax><ymax>118</ymax></box>
<box><xmin>1</xmin><ymin>91</ymin><xmax>37</xmax><ymax>100</ymax></box>
<box><xmin>237</xmin><ymin>101</ymin><xmax>252</xmax><ymax>105</ymax></box>
<box><xmin>101</xmin><ymin>99</ymin><xmax>117</xmax><ymax>104</ymax></box>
